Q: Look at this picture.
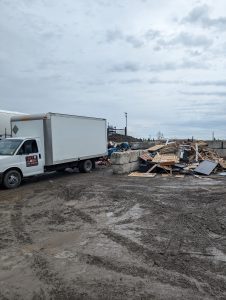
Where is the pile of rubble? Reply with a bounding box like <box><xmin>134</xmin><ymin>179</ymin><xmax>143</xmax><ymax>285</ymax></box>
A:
<box><xmin>129</xmin><ymin>141</ymin><xmax>226</xmax><ymax>178</ymax></box>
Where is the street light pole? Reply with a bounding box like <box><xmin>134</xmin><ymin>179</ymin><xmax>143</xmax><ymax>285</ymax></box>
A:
<box><xmin>124</xmin><ymin>112</ymin><xmax>127</xmax><ymax>136</ymax></box>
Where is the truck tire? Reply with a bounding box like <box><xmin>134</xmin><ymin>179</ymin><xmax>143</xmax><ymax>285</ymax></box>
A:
<box><xmin>79</xmin><ymin>160</ymin><xmax>92</xmax><ymax>173</ymax></box>
<box><xmin>3</xmin><ymin>169</ymin><xmax>22</xmax><ymax>189</ymax></box>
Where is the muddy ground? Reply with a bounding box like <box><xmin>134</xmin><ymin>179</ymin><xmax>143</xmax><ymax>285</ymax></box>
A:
<box><xmin>0</xmin><ymin>167</ymin><xmax>226</xmax><ymax>300</ymax></box>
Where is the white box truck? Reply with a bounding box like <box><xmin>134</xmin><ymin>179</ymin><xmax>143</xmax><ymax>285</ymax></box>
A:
<box><xmin>0</xmin><ymin>110</ymin><xmax>27</xmax><ymax>139</ymax></box>
<box><xmin>0</xmin><ymin>113</ymin><xmax>107</xmax><ymax>188</ymax></box>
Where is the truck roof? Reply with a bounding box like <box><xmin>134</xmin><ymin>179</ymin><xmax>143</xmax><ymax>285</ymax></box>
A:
<box><xmin>0</xmin><ymin>110</ymin><xmax>27</xmax><ymax>115</ymax></box>
<box><xmin>11</xmin><ymin>112</ymin><xmax>106</xmax><ymax>122</ymax></box>
<box><xmin>4</xmin><ymin>137</ymin><xmax>37</xmax><ymax>140</ymax></box>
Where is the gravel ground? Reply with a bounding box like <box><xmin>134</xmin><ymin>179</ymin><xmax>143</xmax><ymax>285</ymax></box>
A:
<box><xmin>0</xmin><ymin>167</ymin><xmax>226</xmax><ymax>300</ymax></box>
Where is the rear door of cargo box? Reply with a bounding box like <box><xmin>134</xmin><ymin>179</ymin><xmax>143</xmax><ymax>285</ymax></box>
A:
<box><xmin>50</xmin><ymin>114</ymin><xmax>107</xmax><ymax>164</ymax></box>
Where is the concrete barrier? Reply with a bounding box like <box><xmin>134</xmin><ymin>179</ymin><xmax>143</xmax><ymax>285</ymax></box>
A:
<box><xmin>131</xmin><ymin>141</ymin><xmax>155</xmax><ymax>150</ymax></box>
<box><xmin>206</xmin><ymin>140</ymin><xmax>226</xmax><ymax>158</ymax></box>
<box><xmin>112</xmin><ymin>161</ymin><xmax>140</xmax><ymax>174</ymax></box>
<box><xmin>111</xmin><ymin>150</ymin><xmax>147</xmax><ymax>174</ymax></box>
<box><xmin>207</xmin><ymin>141</ymin><xmax>223</xmax><ymax>149</ymax></box>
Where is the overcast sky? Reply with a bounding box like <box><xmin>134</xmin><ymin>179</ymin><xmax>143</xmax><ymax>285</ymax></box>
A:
<box><xmin>1</xmin><ymin>0</ymin><xmax>226</xmax><ymax>139</ymax></box>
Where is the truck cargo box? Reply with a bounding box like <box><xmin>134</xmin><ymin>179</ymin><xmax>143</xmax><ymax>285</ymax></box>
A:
<box><xmin>11</xmin><ymin>113</ymin><xmax>107</xmax><ymax>166</ymax></box>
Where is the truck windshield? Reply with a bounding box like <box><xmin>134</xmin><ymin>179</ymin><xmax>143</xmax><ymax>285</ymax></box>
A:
<box><xmin>0</xmin><ymin>139</ymin><xmax>23</xmax><ymax>155</ymax></box>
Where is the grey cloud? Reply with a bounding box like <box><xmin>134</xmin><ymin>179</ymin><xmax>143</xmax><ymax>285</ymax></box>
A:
<box><xmin>144</xmin><ymin>29</ymin><xmax>161</xmax><ymax>41</ymax></box>
<box><xmin>188</xmin><ymin>50</ymin><xmax>202</xmax><ymax>57</ymax></box>
<box><xmin>119</xmin><ymin>79</ymin><xmax>143</xmax><ymax>84</ymax></box>
<box><xmin>148</xmin><ymin>79</ymin><xmax>183</xmax><ymax>84</ymax></box>
<box><xmin>149</xmin><ymin>59</ymin><xmax>207</xmax><ymax>72</ymax></box>
<box><xmin>105</xmin><ymin>28</ymin><xmax>160</xmax><ymax>48</ymax></box>
<box><xmin>149</xmin><ymin>79</ymin><xmax>226</xmax><ymax>87</ymax></box>
<box><xmin>166</xmin><ymin>32</ymin><xmax>212</xmax><ymax>48</ymax></box>
<box><xmin>190</xmin><ymin>80</ymin><xmax>226</xmax><ymax>86</ymax></box>
<box><xmin>110</xmin><ymin>62</ymin><xmax>140</xmax><ymax>72</ymax></box>
<box><xmin>170</xmin><ymin>118</ymin><xmax>226</xmax><ymax>130</ymax></box>
<box><xmin>105</xmin><ymin>29</ymin><xmax>123</xmax><ymax>43</ymax></box>
<box><xmin>148</xmin><ymin>62</ymin><xmax>177</xmax><ymax>72</ymax></box>
<box><xmin>124</xmin><ymin>35</ymin><xmax>144</xmax><ymax>48</ymax></box>
<box><xmin>181</xmin><ymin>59</ymin><xmax>208</xmax><ymax>69</ymax></box>
<box><xmin>183</xmin><ymin>4</ymin><xmax>209</xmax><ymax>23</ymax></box>
<box><xmin>105</xmin><ymin>29</ymin><xmax>143</xmax><ymax>48</ymax></box>
<box><xmin>110</xmin><ymin>58</ymin><xmax>208</xmax><ymax>73</ymax></box>
<box><xmin>182</xmin><ymin>4</ymin><xmax>226</xmax><ymax>30</ymax></box>
<box><xmin>41</xmin><ymin>31</ymin><xmax>63</xmax><ymax>40</ymax></box>
<box><xmin>181</xmin><ymin>91</ymin><xmax>226</xmax><ymax>97</ymax></box>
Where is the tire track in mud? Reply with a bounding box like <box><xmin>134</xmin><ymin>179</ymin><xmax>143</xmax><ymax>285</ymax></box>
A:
<box><xmin>10</xmin><ymin>202</ymin><xmax>32</xmax><ymax>244</ymax></box>
<box><xmin>70</xmin><ymin>208</ymin><xmax>96</xmax><ymax>224</ymax></box>
<box><xmin>101</xmin><ymin>228</ymin><xmax>226</xmax><ymax>297</ymax></box>
<box><xmin>162</xmin><ymin>212</ymin><xmax>218</xmax><ymax>257</ymax></box>
<box><xmin>0</xmin><ymin>204</ymin><xmax>14</xmax><ymax>250</ymax></box>
<box><xmin>151</xmin><ymin>198</ymin><xmax>226</xmax><ymax>300</ymax></box>
<box><xmin>78</xmin><ymin>252</ymin><xmax>207</xmax><ymax>294</ymax></box>
<box><xmin>102</xmin><ymin>229</ymin><xmax>156</xmax><ymax>262</ymax></box>
<box><xmin>31</xmin><ymin>252</ymin><xmax>88</xmax><ymax>300</ymax></box>
<box><xmin>9</xmin><ymin>198</ymin><xmax>86</xmax><ymax>300</ymax></box>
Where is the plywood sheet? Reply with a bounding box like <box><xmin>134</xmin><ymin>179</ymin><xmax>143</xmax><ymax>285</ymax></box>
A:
<box><xmin>152</xmin><ymin>153</ymin><xmax>179</xmax><ymax>165</ymax></box>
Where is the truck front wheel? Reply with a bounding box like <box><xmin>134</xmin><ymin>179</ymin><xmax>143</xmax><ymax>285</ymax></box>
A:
<box><xmin>79</xmin><ymin>160</ymin><xmax>92</xmax><ymax>173</ymax></box>
<box><xmin>3</xmin><ymin>169</ymin><xmax>22</xmax><ymax>189</ymax></box>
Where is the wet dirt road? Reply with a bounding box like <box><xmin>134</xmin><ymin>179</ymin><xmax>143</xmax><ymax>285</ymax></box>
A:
<box><xmin>0</xmin><ymin>168</ymin><xmax>226</xmax><ymax>299</ymax></box>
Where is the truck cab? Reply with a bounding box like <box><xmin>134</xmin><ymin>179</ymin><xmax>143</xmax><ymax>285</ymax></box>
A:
<box><xmin>0</xmin><ymin>137</ymin><xmax>44</xmax><ymax>188</ymax></box>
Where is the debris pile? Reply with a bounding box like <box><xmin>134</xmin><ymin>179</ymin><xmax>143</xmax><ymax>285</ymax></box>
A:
<box><xmin>130</xmin><ymin>141</ymin><xmax>226</xmax><ymax>178</ymax></box>
<box><xmin>97</xmin><ymin>141</ymin><xmax>131</xmax><ymax>166</ymax></box>
<box><xmin>107</xmin><ymin>141</ymin><xmax>130</xmax><ymax>156</ymax></box>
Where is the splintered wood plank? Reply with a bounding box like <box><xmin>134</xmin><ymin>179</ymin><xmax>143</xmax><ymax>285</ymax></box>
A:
<box><xmin>175</xmin><ymin>175</ymin><xmax>185</xmax><ymax>178</ymax></box>
<box><xmin>146</xmin><ymin>164</ymin><xmax>158</xmax><ymax>173</ymax></box>
<box><xmin>162</xmin><ymin>174</ymin><xmax>171</xmax><ymax>177</ymax></box>
<box><xmin>219</xmin><ymin>159</ymin><xmax>226</xmax><ymax>169</ymax></box>
<box><xmin>148</xmin><ymin>144</ymin><xmax>165</xmax><ymax>152</ymax></box>
<box><xmin>139</xmin><ymin>153</ymin><xmax>153</xmax><ymax>161</ymax></box>
<box><xmin>128</xmin><ymin>172</ymin><xmax>157</xmax><ymax>178</ymax></box>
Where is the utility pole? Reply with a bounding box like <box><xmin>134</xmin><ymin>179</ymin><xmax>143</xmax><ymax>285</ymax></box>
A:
<box><xmin>124</xmin><ymin>112</ymin><xmax>128</xmax><ymax>136</ymax></box>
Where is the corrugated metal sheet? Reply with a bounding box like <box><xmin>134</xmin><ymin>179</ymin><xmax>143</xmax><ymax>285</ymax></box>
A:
<box><xmin>194</xmin><ymin>160</ymin><xmax>218</xmax><ymax>175</ymax></box>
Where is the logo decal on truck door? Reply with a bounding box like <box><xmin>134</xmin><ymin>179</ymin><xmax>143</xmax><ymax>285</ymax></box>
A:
<box><xmin>26</xmin><ymin>155</ymin><xmax>38</xmax><ymax>167</ymax></box>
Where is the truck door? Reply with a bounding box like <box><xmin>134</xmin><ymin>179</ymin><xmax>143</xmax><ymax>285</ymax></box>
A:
<box><xmin>17</xmin><ymin>139</ymin><xmax>44</xmax><ymax>176</ymax></box>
